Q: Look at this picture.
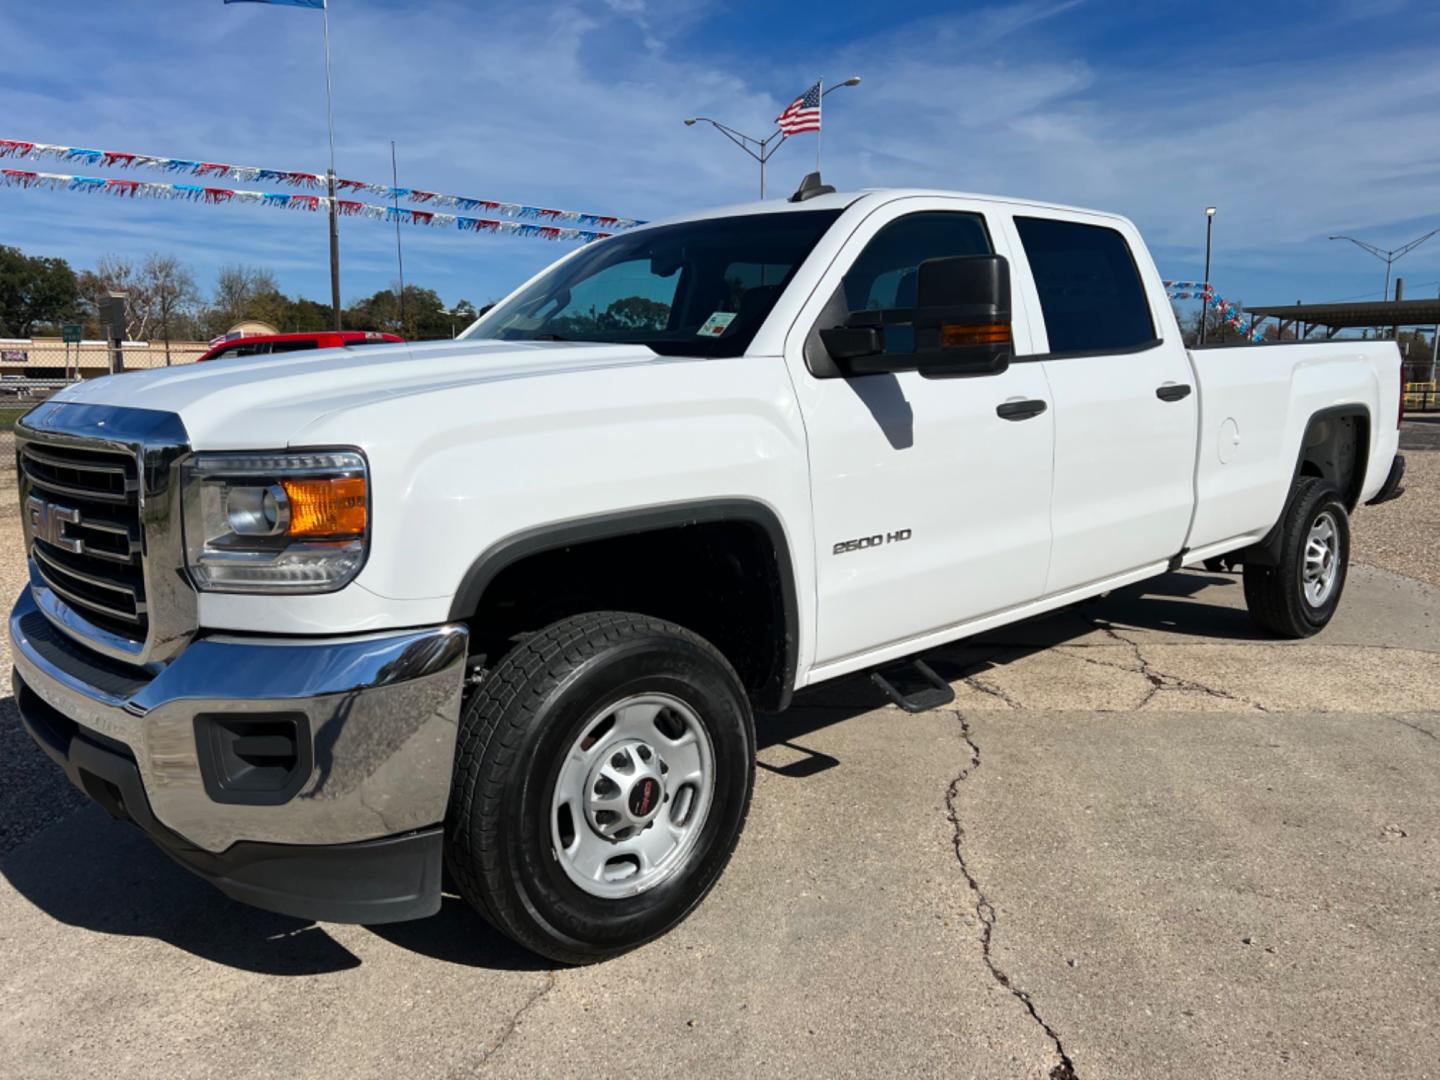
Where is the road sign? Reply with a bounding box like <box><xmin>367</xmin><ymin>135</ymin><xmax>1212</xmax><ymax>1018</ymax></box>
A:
<box><xmin>62</xmin><ymin>323</ymin><xmax>82</xmax><ymax>344</ymax></box>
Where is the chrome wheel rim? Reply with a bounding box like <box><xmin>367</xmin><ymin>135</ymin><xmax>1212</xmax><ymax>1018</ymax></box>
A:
<box><xmin>550</xmin><ymin>693</ymin><xmax>715</xmax><ymax>899</ymax></box>
<box><xmin>1302</xmin><ymin>510</ymin><xmax>1340</xmax><ymax>607</ymax></box>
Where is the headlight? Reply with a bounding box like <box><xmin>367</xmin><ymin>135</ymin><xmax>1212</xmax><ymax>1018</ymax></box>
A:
<box><xmin>182</xmin><ymin>450</ymin><xmax>369</xmax><ymax>592</ymax></box>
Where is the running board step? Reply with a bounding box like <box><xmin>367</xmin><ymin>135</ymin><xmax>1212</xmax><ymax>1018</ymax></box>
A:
<box><xmin>869</xmin><ymin>660</ymin><xmax>956</xmax><ymax>714</ymax></box>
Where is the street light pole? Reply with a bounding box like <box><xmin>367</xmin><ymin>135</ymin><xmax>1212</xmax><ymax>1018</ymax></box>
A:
<box><xmin>684</xmin><ymin>76</ymin><xmax>861</xmax><ymax>199</ymax></box>
<box><xmin>1200</xmin><ymin>206</ymin><xmax>1216</xmax><ymax>346</ymax></box>
<box><xmin>1329</xmin><ymin>229</ymin><xmax>1440</xmax><ymax>309</ymax></box>
<box><xmin>684</xmin><ymin>118</ymin><xmax>784</xmax><ymax>198</ymax></box>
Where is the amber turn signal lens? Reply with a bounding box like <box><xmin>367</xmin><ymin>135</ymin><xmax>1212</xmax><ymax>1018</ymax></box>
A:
<box><xmin>940</xmin><ymin>323</ymin><xmax>1012</xmax><ymax>347</ymax></box>
<box><xmin>280</xmin><ymin>476</ymin><xmax>368</xmax><ymax>537</ymax></box>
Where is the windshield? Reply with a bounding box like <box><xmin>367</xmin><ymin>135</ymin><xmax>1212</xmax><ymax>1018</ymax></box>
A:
<box><xmin>464</xmin><ymin>209</ymin><xmax>843</xmax><ymax>358</ymax></box>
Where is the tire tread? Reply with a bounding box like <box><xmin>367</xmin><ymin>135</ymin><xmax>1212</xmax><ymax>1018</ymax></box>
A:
<box><xmin>1243</xmin><ymin>477</ymin><xmax>1349</xmax><ymax>638</ymax></box>
<box><xmin>446</xmin><ymin>611</ymin><xmax>748</xmax><ymax>963</ymax></box>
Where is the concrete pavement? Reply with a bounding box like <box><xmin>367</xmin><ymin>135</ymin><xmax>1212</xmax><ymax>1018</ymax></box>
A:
<box><xmin>1</xmin><ymin>560</ymin><xmax>1437</xmax><ymax>1079</ymax></box>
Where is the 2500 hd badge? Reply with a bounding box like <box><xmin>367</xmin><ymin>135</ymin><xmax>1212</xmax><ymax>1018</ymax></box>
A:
<box><xmin>833</xmin><ymin>529</ymin><xmax>913</xmax><ymax>555</ymax></box>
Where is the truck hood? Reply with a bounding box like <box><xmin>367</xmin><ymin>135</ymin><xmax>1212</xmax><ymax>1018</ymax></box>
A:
<box><xmin>46</xmin><ymin>339</ymin><xmax>665</xmax><ymax>449</ymax></box>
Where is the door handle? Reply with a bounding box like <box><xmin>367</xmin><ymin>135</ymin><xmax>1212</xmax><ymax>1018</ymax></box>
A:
<box><xmin>996</xmin><ymin>399</ymin><xmax>1048</xmax><ymax>421</ymax></box>
<box><xmin>1156</xmin><ymin>383</ymin><xmax>1193</xmax><ymax>402</ymax></box>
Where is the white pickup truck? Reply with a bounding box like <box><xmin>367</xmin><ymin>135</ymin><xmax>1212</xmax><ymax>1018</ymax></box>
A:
<box><xmin>10</xmin><ymin>176</ymin><xmax>1406</xmax><ymax>963</ymax></box>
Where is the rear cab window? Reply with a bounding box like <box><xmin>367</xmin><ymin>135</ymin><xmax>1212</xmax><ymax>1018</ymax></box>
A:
<box><xmin>1014</xmin><ymin>217</ymin><xmax>1155</xmax><ymax>355</ymax></box>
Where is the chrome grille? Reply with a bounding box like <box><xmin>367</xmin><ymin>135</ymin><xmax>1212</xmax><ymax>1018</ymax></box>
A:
<box><xmin>17</xmin><ymin>401</ymin><xmax>196</xmax><ymax>666</ymax></box>
<box><xmin>20</xmin><ymin>440</ymin><xmax>148</xmax><ymax>640</ymax></box>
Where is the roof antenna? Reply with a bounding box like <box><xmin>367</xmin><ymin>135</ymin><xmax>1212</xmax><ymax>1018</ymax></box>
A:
<box><xmin>789</xmin><ymin>171</ymin><xmax>835</xmax><ymax>203</ymax></box>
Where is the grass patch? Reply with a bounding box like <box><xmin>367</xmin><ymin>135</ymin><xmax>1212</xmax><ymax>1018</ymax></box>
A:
<box><xmin>0</xmin><ymin>408</ymin><xmax>30</xmax><ymax>431</ymax></box>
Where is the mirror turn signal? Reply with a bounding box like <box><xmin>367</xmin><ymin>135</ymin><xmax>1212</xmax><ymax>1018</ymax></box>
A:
<box><xmin>939</xmin><ymin>323</ymin><xmax>1012</xmax><ymax>348</ymax></box>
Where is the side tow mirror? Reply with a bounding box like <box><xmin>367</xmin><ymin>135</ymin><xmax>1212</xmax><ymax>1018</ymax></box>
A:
<box><xmin>912</xmin><ymin>254</ymin><xmax>1013</xmax><ymax>378</ymax></box>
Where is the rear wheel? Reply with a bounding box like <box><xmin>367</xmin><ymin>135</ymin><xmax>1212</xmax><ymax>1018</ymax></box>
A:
<box><xmin>445</xmin><ymin>611</ymin><xmax>755</xmax><ymax>964</ymax></box>
<box><xmin>1243</xmin><ymin>477</ymin><xmax>1350</xmax><ymax>638</ymax></box>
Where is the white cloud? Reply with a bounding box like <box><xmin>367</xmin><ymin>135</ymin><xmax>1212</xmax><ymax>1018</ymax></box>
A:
<box><xmin>1</xmin><ymin>0</ymin><xmax>1436</xmax><ymax>308</ymax></box>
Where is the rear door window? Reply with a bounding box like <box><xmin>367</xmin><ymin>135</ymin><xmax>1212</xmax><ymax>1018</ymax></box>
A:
<box><xmin>1014</xmin><ymin>217</ymin><xmax>1155</xmax><ymax>354</ymax></box>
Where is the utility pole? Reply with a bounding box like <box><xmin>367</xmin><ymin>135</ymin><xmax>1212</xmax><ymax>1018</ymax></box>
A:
<box><xmin>1430</xmin><ymin>288</ymin><xmax>1439</xmax><ymax>386</ymax></box>
<box><xmin>392</xmin><ymin>140</ymin><xmax>405</xmax><ymax>334</ymax></box>
<box><xmin>1392</xmin><ymin>277</ymin><xmax>1403</xmax><ymax>343</ymax></box>
<box><xmin>322</xmin><ymin>2</ymin><xmax>341</xmax><ymax>329</ymax></box>
<box><xmin>227</xmin><ymin>0</ymin><xmax>342</xmax><ymax>326</ymax></box>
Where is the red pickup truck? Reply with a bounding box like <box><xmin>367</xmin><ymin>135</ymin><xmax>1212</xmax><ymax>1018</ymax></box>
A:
<box><xmin>197</xmin><ymin>330</ymin><xmax>403</xmax><ymax>362</ymax></box>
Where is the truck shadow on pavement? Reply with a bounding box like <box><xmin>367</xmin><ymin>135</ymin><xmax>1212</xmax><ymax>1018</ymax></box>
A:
<box><xmin>757</xmin><ymin>570</ymin><xmax>1247</xmax><ymax>771</ymax></box>
<box><xmin>0</xmin><ymin>698</ymin><xmax>550</xmax><ymax>975</ymax></box>
<box><xmin>0</xmin><ymin>571</ymin><xmax>1247</xmax><ymax>973</ymax></box>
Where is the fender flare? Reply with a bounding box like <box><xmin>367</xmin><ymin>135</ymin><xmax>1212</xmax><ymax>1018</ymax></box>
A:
<box><xmin>448</xmin><ymin>499</ymin><xmax>800</xmax><ymax>711</ymax></box>
<box><xmin>1245</xmin><ymin>403</ymin><xmax>1370</xmax><ymax>567</ymax></box>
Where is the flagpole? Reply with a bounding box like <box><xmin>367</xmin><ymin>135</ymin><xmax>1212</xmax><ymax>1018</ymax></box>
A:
<box><xmin>322</xmin><ymin>0</ymin><xmax>341</xmax><ymax>330</ymax></box>
<box><xmin>815</xmin><ymin>77</ymin><xmax>823</xmax><ymax>173</ymax></box>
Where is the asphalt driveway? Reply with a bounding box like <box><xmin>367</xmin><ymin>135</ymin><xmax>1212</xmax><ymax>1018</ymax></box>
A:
<box><xmin>1</xmin><ymin>540</ymin><xmax>1437</xmax><ymax>1078</ymax></box>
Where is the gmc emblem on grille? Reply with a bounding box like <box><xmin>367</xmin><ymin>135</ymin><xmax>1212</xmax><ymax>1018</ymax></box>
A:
<box><xmin>24</xmin><ymin>495</ymin><xmax>83</xmax><ymax>554</ymax></box>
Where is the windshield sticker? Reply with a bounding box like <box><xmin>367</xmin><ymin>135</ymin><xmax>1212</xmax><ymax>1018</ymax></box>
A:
<box><xmin>697</xmin><ymin>311</ymin><xmax>737</xmax><ymax>337</ymax></box>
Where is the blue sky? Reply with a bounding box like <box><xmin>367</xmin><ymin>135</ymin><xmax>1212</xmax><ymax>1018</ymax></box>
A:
<box><xmin>3</xmin><ymin>0</ymin><xmax>1438</xmax><ymax>315</ymax></box>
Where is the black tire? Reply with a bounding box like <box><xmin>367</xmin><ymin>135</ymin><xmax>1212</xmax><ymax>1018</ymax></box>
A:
<box><xmin>1243</xmin><ymin>477</ymin><xmax>1350</xmax><ymax>638</ymax></box>
<box><xmin>445</xmin><ymin>611</ymin><xmax>755</xmax><ymax>965</ymax></box>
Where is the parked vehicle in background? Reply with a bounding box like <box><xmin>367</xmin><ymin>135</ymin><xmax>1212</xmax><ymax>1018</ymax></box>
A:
<box><xmin>0</xmin><ymin>374</ymin><xmax>35</xmax><ymax>397</ymax></box>
<box><xmin>8</xmin><ymin>177</ymin><xmax>1406</xmax><ymax>965</ymax></box>
<box><xmin>196</xmin><ymin>330</ymin><xmax>402</xmax><ymax>362</ymax></box>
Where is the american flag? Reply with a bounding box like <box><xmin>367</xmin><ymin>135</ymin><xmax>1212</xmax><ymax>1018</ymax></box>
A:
<box><xmin>776</xmin><ymin>81</ymin><xmax>822</xmax><ymax>135</ymax></box>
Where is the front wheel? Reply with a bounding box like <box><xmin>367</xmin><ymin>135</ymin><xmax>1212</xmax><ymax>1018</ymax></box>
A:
<box><xmin>1243</xmin><ymin>477</ymin><xmax>1350</xmax><ymax>638</ymax></box>
<box><xmin>445</xmin><ymin>612</ymin><xmax>755</xmax><ymax>964</ymax></box>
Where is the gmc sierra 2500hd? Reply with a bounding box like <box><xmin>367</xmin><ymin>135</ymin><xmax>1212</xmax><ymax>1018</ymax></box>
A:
<box><xmin>10</xmin><ymin>176</ymin><xmax>1406</xmax><ymax>963</ymax></box>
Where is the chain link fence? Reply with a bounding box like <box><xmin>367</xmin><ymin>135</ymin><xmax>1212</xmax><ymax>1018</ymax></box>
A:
<box><xmin>1</xmin><ymin>340</ymin><xmax>207</xmax><ymax>383</ymax></box>
<box><xmin>0</xmin><ymin>340</ymin><xmax>207</xmax><ymax>497</ymax></box>
<box><xmin>1405</xmin><ymin>383</ymin><xmax>1439</xmax><ymax>412</ymax></box>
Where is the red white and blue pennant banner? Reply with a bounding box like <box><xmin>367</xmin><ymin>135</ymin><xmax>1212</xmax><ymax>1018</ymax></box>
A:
<box><xmin>0</xmin><ymin>139</ymin><xmax>641</xmax><ymax>230</ymax></box>
<box><xmin>1162</xmin><ymin>280</ymin><xmax>1263</xmax><ymax>342</ymax></box>
<box><xmin>0</xmin><ymin>170</ymin><xmax>614</xmax><ymax>243</ymax></box>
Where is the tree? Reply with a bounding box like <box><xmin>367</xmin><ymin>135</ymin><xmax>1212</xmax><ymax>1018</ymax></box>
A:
<box><xmin>205</xmin><ymin>264</ymin><xmax>281</xmax><ymax>337</ymax></box>
<box><xmin>599</xmin><ymin>296</ymin><xmax>670</xmax><ymax>331</ymax></box>
<box><xmin>0</xmin><ymin>246</ymin><xmax>81</xmax><ymax>337</ymax></box>
<box><xmin>77</xmin><ymin>255</ymin><xmax>153</xmax><ymax>340</ymax></box>
<box><xmin>545</xmin><ymin>295</ymin><xmax>672</xmax><ymax>340</ymax></box>
<box><xmin>343</xmin><ymin>283</ymin><xmax>456</xmax><ymax>339</ymax></box>
<box><xmin>288</xmin><ymin>297</ymin><xmax>334</xmax><ymax>333</ymax></box>
<box><xmin>142</xmin><ymin>254</ymin><xmax>200</xmax><ymax>364</ymax></box>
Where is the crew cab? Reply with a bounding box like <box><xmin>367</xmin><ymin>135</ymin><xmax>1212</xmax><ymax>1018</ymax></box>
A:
<box><xmin>8</xmin><ymin>178</ymin><xmax>1405</xmax><ymax>963</ymax></box>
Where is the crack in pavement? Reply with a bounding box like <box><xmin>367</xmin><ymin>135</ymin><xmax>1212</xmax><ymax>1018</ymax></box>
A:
<box><xmin>1387</xmin><ymin>715</ymin><xmax>1440</xmax><ymax>744</ymax></box>
<box><xmin>964</xmin><ymin>675</ymin><xmax>1023</xmax><ymax>710</ymax></box>
<box><xmin>944</xmin><ymin>708</ymin><xmax>1078</xmax><ymax>1080</ymax></box>
<box><xmin>473</xmin><ymin>971</ymin><xmax>557</xmax><ymax>1069</ymax></box>
<box><xmin>981</xmin><ymin>640</ymin><xmax>1440</xmax><ymax>655</ymax></box>
<box><xmin>1074</xmin><ymin>604</ymin><xmax>1272</xmax><ymax>713</ymax></box>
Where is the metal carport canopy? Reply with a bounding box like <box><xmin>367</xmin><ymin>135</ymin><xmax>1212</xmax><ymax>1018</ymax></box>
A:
<box><xmin>1246</xmin><ymin>298</ymin><xmax>1440</xmax><ymax>330</ymax></box>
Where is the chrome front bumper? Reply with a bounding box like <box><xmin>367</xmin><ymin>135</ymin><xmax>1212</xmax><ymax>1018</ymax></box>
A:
<box><xmin>9</xmin><ymin>585</ymin><xmax>468</xmax><ymax>854</ymax></box>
